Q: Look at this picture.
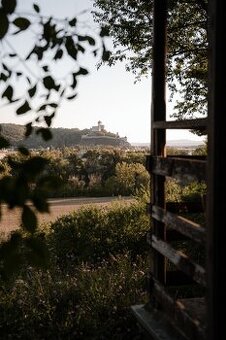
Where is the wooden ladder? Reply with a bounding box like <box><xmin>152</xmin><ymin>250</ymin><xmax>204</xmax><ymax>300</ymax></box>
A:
<box><xmin>132</xmin><ymin>0</ymin><xmax>226</xmax><ymax>339</ymax></box>
<box><xmin>132</xmin><ymin>1</ymin><xmax>207</xmax><ymax>339</ymax></box>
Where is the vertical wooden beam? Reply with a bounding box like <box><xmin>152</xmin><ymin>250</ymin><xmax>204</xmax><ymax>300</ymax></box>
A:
<box><xmin>151</xmin><ymin>0</ymin><xmax>167</xmax><ymax>285</ymax></box>
<box><xmin>207</xmin><ymin>0</ymin><xmax>226</xmax><ymax>339</ymax></box>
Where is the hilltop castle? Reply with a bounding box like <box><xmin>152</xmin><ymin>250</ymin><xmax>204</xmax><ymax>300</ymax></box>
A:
<box><xmin>80</xmin><ymin>121</ymin><xmax>130</xmax><ymax>148</ymax></box>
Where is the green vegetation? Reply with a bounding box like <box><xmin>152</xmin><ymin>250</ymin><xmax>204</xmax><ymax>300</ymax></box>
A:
<box><xmin>0</xmin><ymin>0</ymin><xmax>110</xmax><ymax>278</ymax></box>
<box><xmin>50</xmin><ymin>202</ymin><xmax>149</xmax><ymax>268</ymax></box>
<box><xmin>1</xmin><ymin>123</ymin><xmax>129</xmax><ymax>149</ymax></box>
<box><xmin>0</xmin><ymin>146</ymin><xmax>207</xmax><ymax>337</ymax></box>
<box><xmin>93</xmin><ymin>0</ymin><xmax>208</xmax><ymax>122</ymax></box>
<box><xmin>0</xmin><ymin>201</ymin><xmax>149</xmax><ymax>339</ymax></box>
<box><xmin>0</xmin><ymin>147</ymin><xmax>149</xmax><ymax>197</ymax></box>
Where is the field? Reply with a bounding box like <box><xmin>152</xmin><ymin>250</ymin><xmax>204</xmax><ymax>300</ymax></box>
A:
<box><xmin>0</xmin><ymin>196</ymin><xmax>134</xmax><ymax>234</ymax></box>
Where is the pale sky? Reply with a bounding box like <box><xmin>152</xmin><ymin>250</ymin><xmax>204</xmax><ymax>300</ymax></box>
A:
<box><xmin>0</xmin><ymin>0</ymin><xmax>205</xmax><ymax>144</ymax></box>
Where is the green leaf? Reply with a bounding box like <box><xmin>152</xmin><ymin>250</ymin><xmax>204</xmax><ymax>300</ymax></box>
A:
<box><xmin>22</xmin><ymin>205</ymin><xmax>37</xmax><ymax>233</ymax></box>
<box><xmin>18</xmin><ymin>146</ymin><xmax>30</xmax><ymax>156</ymax></box>
<box><xmin>0</xmin><ymin>136</ymin><xmax>10</xmax><ymax>149</ymax></box>
<box><xmin>77</xmin><ymin>35</ymin><xmax>86</xmax><ymax>42</ymax></box>
<box><xmin>2</xmin><ymin>63</ymin><xmax>9</xmax><ymax>72</ymax></box>
<box><xmin>0</xmin><ymin>72</ymin><xmax>8</xmax><ymax>81</ymax></box>
<box><xmin>0</xmin><ymin>176</ymin><xmax>14</xmax><ymax>202</ymax></box>
<box><xmin>2</xmin><ymin>85</ymin><xmax>13</xmax><ymax>101</ymax></box>
<box><xmin>25</xmin><ymin>122</ymin><xmax>33</xmax><ymax>138</ymax></box>
<box><xmin>0</xmin><ymin>9</ymin><xmax>9</xmax><ymax>39</ymax></box>
<box><xmin>2</xmin><ymin>0</ymin><xmax>17</xmax><ymax>14</ymax></box>
<box><xmin>28</xmin><ymin>84</ymin><xmax>37</xmax><ymax>97</ymax></box>
<box><xmin>78</xmin><ymin>35</ymin><xmax>95</xmax><ymax>46</ymax></box>
<box><xmin>76</xmin><ymin>67</ymin><xmax>89</xmax><ymax>76</ymax></box>
<box><xmin>102</xmin><ymin>47</ymin><xmax>111</xmax><ymax>61</ymax></box>
<box><xmin>44</xmin><ymin>112</ymin><xmax>55</xmax><ymax>127</ymax></box>
<box><xmin>48</xmin><ymin>103</ymin><xmax>57</xmax><ymax>108</ymax></box>
<box><xmin>39</xmin><ymin>102</ymin><xmax>58</xmax><ymax>110</ymax></box>
<box><xmin>36</xmin><ymin>128</ymin><xmax>52</xmax><ymax>141</ymax></box>
<box><xmin>33</xmin><ymin>3</ymin><xmax>40</xmax><ymax>13</ymax></box>
<box><xmin>69</xmin><ymin>18</ymin><xmax>77</xmax><ymax>26</ymax></box>
<box><xmin>14</xmin><ymin>176</ymin><xmax>29</xmax><ymax>207</ymax></box>
<box><xmin>42</xmin><ymin>65</ymin><xmax>49</xmax><ymax>72</ymax></box>
<box><xmin>26</xmin><ymin>45</ymin><xmax>43</xmax><ymax>60</ymax></box>
<box><xmin>87</xmin><ymin>36</ymin><xmax>96</xmax><ymax>46</ymax></box>
<box><xmin>67</xmin><ymin>93</ymin><xmax>77</xmax><ymax>100</ymax></box>
<box><xmin>54</xmin><ymin>48</ymin><xmax>63</xmax><ymax>60</ymax></box>
<box><xmin>71</xmin><ymin>74</ymin><xmax>77</xmax><ymax>89</ymax></box>
<box><xmin>13</xmin><ymin>17</ymin><xmax>31</xmax><ymax>31</ymax></box>
<box><xmin>16</xmin><ymin>100</ymin><xmax>31</xmax><ymax>115</ymax></box>
<box><xmin>38</xmin><ymin>104</ymin><xmax>47</xmax><ymax>111</ymax></box>
<box><xmin>31</xmin><ymin>195</ymin><xmax>49</xmax><ymax>213</ymax></box>
<box><xmin>77</xmin><ymin>44</ymin><xmax>85</xmax><ymax>53</ymax></box>
<box><xmin>65</xmin><ymin>36</ymin><xmax>78</xmax><ymax>60</ymax></box>
<box><xmin>100</xmin><ymin>26</ymin><xmax>109</xmax><ymax>37</ymax></box>
<box><xmin>23</xmin><ymin>156</ymin><xmax>48</xmax><ymax>176</ymax></box>
<box><xmin>43</xmin><ymin>75</ymin><xmax>58</xmax><ymax>90</ymax></box>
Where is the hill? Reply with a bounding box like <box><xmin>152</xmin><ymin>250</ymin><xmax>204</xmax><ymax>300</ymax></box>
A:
<box><xmin>132</xmin><ymin>139</ymin><xmax>204</xmax><ymax>148</ymax></box>
<box><xmin>0</xmin><ymin>123</ymin><xmax>131</xmax><ymax>149</ymax></box>
<box><xmin>166</xmin><ymin>139</ymin><xmax>205</xmax><ymax>148</ymax></box>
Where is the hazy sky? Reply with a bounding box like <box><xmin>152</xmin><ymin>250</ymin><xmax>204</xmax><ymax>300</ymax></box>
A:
<box><xmin>0</xmin><ymin>0</ymin><xmax>205</xmax><ymax>144</ymax></box>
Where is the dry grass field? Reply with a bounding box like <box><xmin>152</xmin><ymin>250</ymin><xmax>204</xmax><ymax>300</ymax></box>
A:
<box><xmin>0</xmin><ymin>196</ymin><xmax>134</xmax><ymax>235</ymax></box>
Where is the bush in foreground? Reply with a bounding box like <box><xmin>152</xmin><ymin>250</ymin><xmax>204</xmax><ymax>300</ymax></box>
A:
<box><xmin>0</xmin><ymin>201</ymin><xmax>149</xmax><ymax>339</ymax></box>
<box><xmin>49</xmin><ymin>201</ymin><xmax>149</xmax><ymax>270</ymax></box>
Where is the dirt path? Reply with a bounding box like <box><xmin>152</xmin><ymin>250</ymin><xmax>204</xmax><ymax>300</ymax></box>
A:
<box><xmin>0</xmin><ymin>196</ymin><xmax>134</xmax><ymax>235</ymax></box>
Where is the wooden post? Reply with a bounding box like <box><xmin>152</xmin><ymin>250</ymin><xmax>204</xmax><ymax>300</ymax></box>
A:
<box><xmin>151</xmin><ymin>0</ymin><xmax>167</xmax><ymax>285</ymax></box>
<box><xmin>207</xmin><ymin>0</ymin><xmax>226</xmax><ymax>339</ymax></box>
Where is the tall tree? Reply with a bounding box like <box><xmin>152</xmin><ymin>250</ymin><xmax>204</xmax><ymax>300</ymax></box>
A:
<box><xmin>93</xmin><ymin>0</ymin><xmax>208</xmax><ymax>120</ymax></box>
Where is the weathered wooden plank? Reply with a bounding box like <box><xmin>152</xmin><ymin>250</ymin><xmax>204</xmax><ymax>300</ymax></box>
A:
<box><xmin>180</xmin><ymin>298</ymin><xmax>206</xmax><ymax>325</ymax></box>
<box><xmin>131</xmin><ymin>304</ymin><xmax>187</xmax><ymax>340</ymax></box>
<box><xmin>149</xmin><ymin>156</ymin><xmax>206</xmax><ymax>182</ymax></box>
<box><xmin>153</xmin><ymin>118</ymin><xmax>207</xmax><ymax>130</ymax></box>
<box><xmin>167</xmin><ymin>155</ymin><xmax>206</xmax><ymax>160</ymax></box>
<box><xmin>152</xmin><ymin>205</ymin><xmax>205</xmax><ymax>244</ymax></box>
<box><xmin>150</xmin><ymin>279</ymin><xmax>206</xmax><ymax>340</ymax></box>
<box><xmin>150</xmin><ymin>235</ymin><xmax>206</xmax><ymax>286</ymax></box>
<box><xmin>150</xmin><ymin>0</ymin><xmax>167</xmax><ymax>286</ymax></box>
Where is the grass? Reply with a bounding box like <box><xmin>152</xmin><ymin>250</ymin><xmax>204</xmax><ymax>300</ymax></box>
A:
<box><xmin>0</xmin><ymin>200</ymin><xmax>148</xmax><ymax>339</ymax></box>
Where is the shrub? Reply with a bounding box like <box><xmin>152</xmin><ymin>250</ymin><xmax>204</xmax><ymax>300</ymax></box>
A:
<box><xmin>49</xmin><ymin>201</ymin><xmax>149</xmax><ymax>270</ymax></box>
<box><xmin>0</xmin><ymin>256</ymin><xmax>147</xmax><ymax>339</ymax></box>
<box><xmin>0</xmin><ymin>201</ymin><xmax>149</xmax><ymax>339</ymax></box>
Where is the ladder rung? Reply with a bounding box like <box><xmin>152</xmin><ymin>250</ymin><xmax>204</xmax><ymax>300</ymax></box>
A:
<box><xmin>149</xmin><ymin>156</ymin><xmax>206</xmax><ymax>182</ymax></box>
<box><xmin>153</xmin><ymin>118</ymin><xmax>207</xmax><ymax>129</ymax></box>
<box><xmin>152</xmin><ymin>205</ymin><xmax>205</xmax><ymax>244</ymax></box>
<box><xmin>150</xmin><ymin>235</ymin><xmax>206</xmax><ymax>286</ymax></box>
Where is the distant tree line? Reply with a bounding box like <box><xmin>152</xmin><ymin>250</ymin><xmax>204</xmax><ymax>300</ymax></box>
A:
<box><xmin>0</xmin><ymin>147</ymin><xmax>149</xmax><ymax>197</ymax></box>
